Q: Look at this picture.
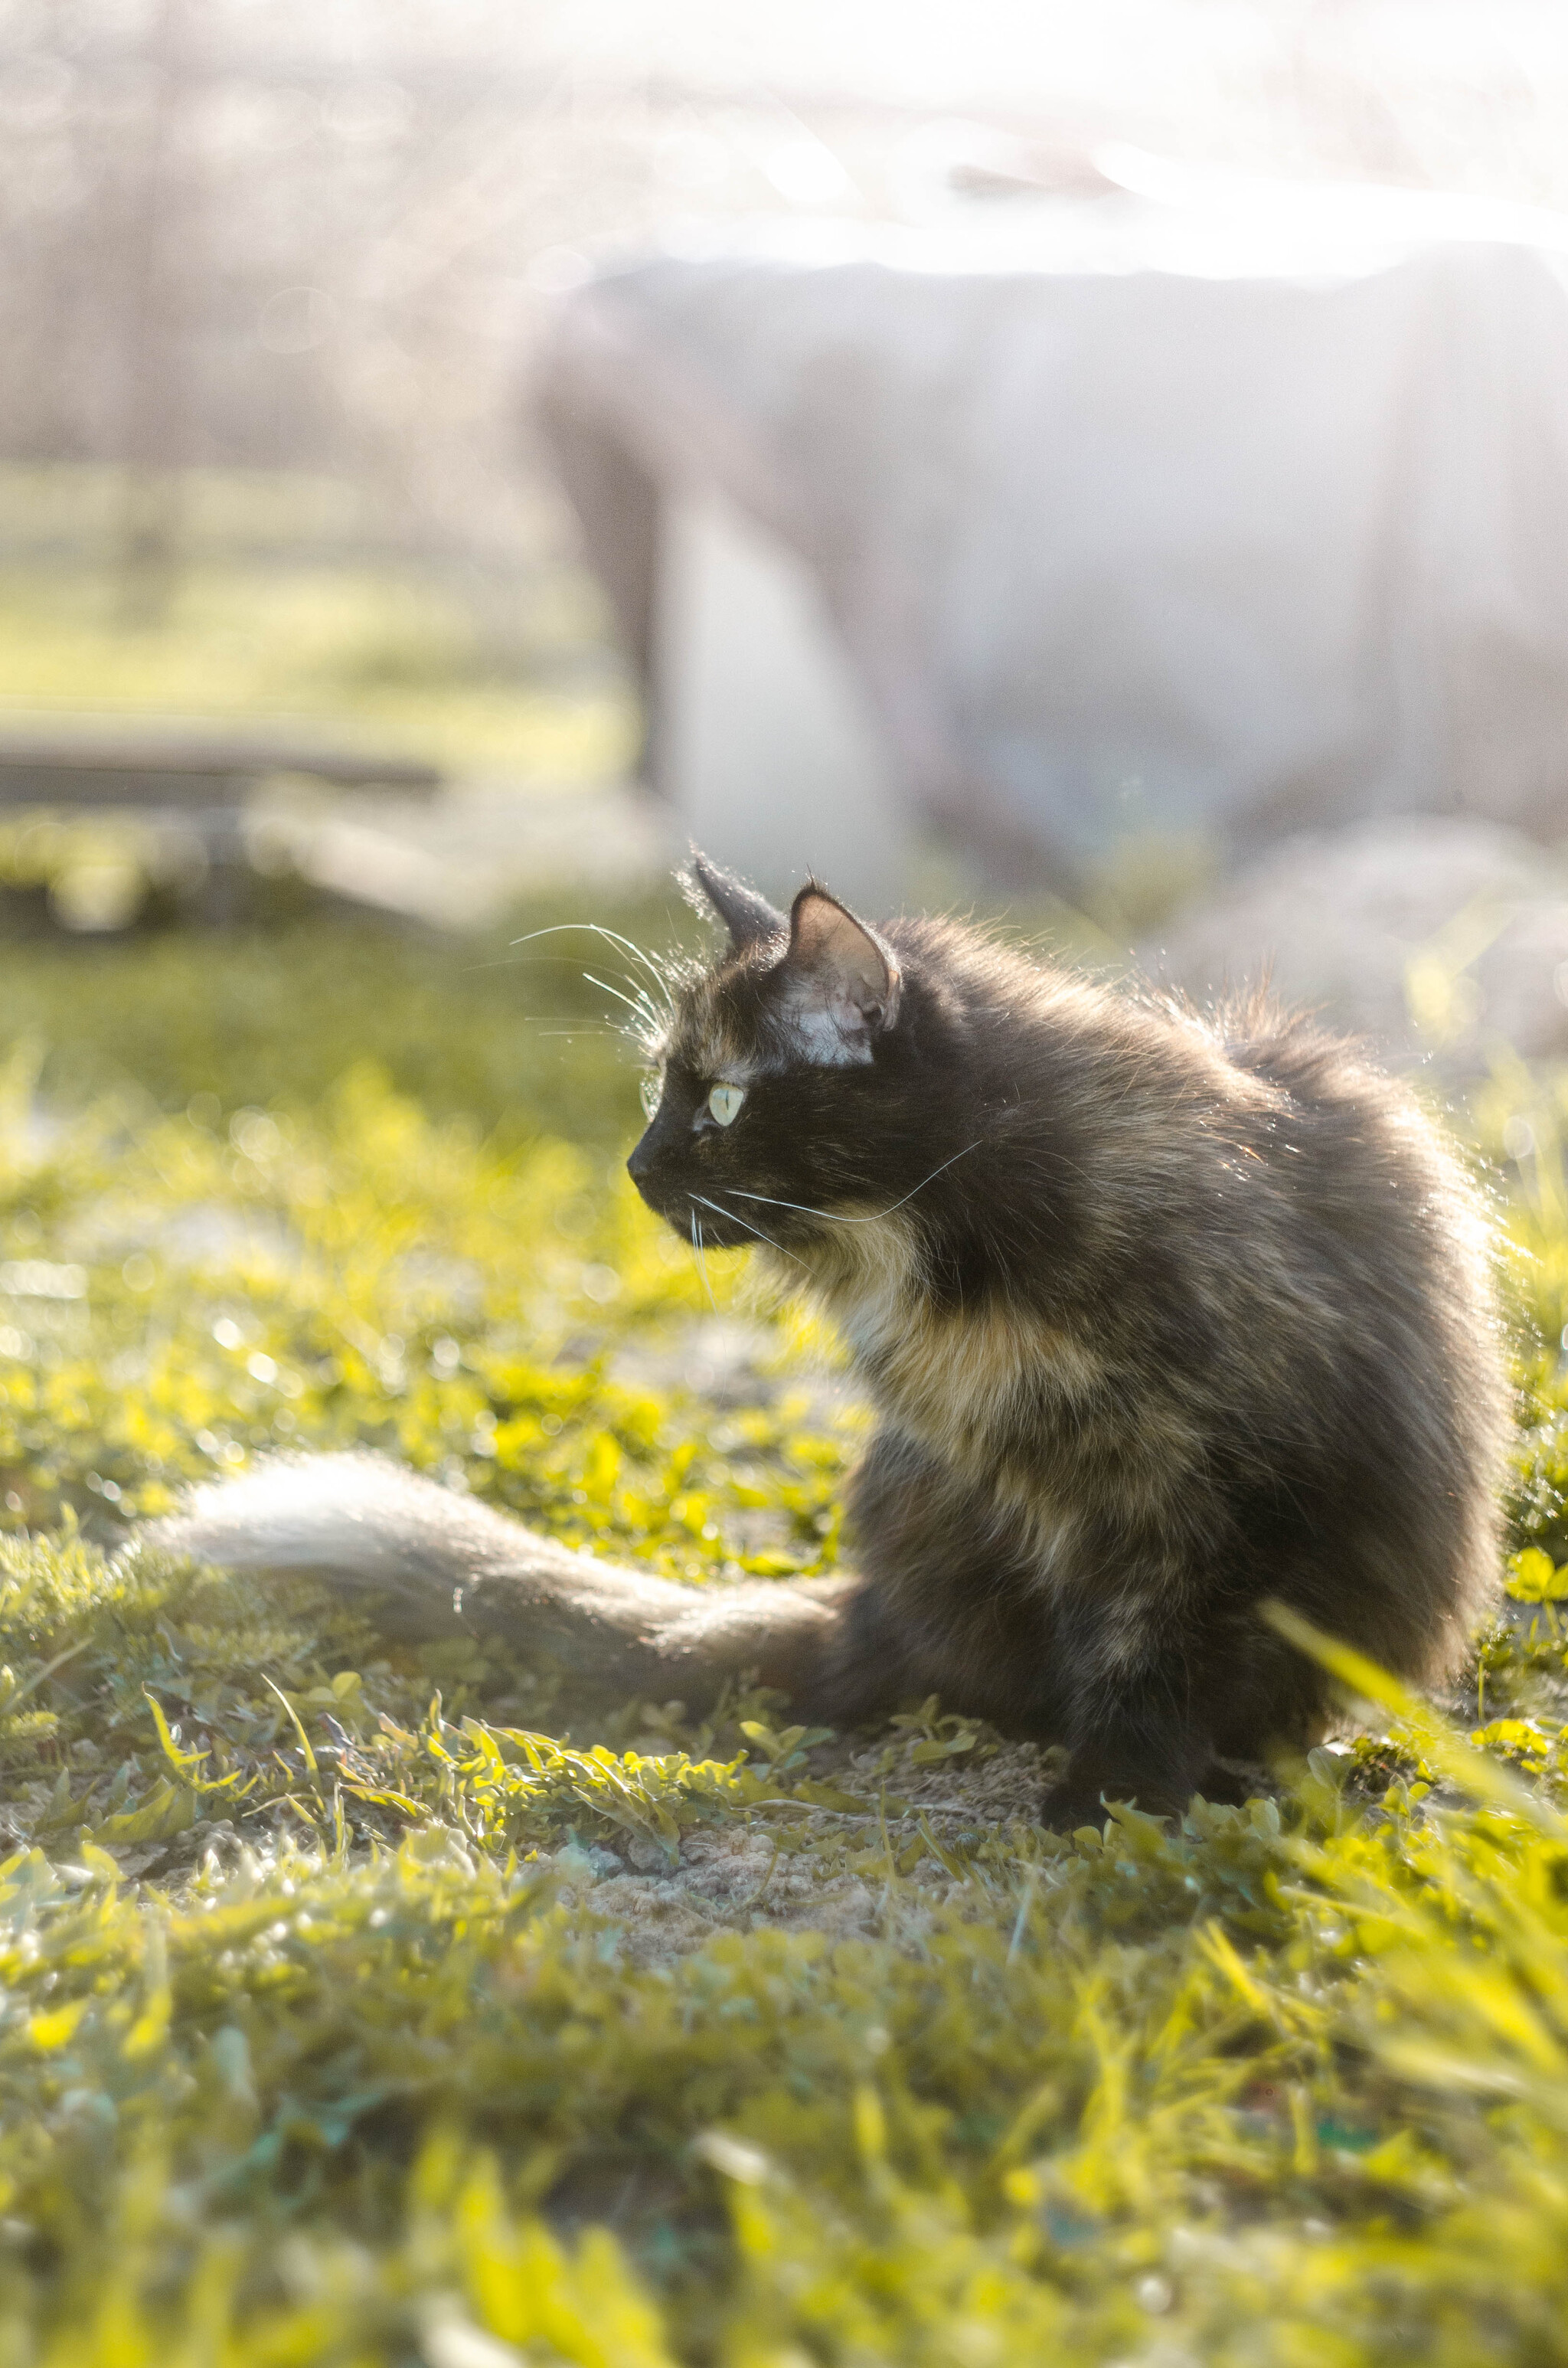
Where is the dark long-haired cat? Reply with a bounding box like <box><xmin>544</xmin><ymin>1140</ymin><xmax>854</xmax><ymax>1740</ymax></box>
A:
<box><xmin>155</xmin><ymin>856</ymin><xmax>1508</xmax><ymax>1827</ymax></box>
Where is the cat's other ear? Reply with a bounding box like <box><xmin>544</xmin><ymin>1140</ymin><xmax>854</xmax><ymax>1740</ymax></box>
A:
<box><xmin>681</xmin><ymin>850</ymin><xmax>786</xmax><ymax>953</ymax></box>
<box><xmin>777</xmin><ymin>884</ymin><xmax>901</xmax><ymax>1057</ymax></box>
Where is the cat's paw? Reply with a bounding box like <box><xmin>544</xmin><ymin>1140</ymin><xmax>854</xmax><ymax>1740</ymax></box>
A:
<box><xmin>1038</xmin><ymin>1780</ymin><xmax>1112</xmax><ymax>1833</ymax></box>
<box><xmin>1038</xmin><ymin>1772</ymin><xmax>1186</xmax><ymax>1832</ymax></box>
<box><xmin>1192</xmin><ymin>1760</ymin><xmax>1253</xmax><ymax>1810</ymax></box>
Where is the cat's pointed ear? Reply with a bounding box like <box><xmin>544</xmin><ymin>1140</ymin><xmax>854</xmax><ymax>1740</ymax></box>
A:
<box><xmin>681</xmin><ymin>850</ymin><xmax>786</xmax><ymax>953</ymax></box>
<box><xmin>777</xmin><ymin>884</ymin><xmax>901</xmax><ymax>1058</ymax></box>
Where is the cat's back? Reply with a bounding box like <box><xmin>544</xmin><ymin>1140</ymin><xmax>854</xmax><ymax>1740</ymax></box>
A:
<box><xmin>1207</xmin><ymin>993</ymin><xmax>1491</xmax><ymax>1274</ymax></box>
<box><xmin>893</xmin><ymin>922</ymin><xmax>1500</xmax><ymax>1392</ymax></box>
<box><xmin>932</xmin><ymin>927</ymin><xmax>1478</xmax><ymax>1241</ymax></box>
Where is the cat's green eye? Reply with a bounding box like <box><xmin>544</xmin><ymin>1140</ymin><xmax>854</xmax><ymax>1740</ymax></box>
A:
<box><xmin>639</xmin><ymin>1074</ymin><xmax>662</xmax><ymax>1123</ymax></box>
<box><xmin>707</xmin><ymin>1083</ymin><xmax>746</xmax><ymax>1127</ymax></box>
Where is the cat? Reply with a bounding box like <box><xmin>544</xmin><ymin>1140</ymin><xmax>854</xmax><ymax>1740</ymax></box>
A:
<box><xmin>154</xmin><ymin>854</ymin><xmax>1509</xmax><ymax>1828</ymax></box>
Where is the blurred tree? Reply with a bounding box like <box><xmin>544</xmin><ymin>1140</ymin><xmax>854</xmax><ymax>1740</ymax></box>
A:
<box><xmin>116</xmin><ymin>0</ymin><xmax>194</xmax><ymax>622</ymax></box>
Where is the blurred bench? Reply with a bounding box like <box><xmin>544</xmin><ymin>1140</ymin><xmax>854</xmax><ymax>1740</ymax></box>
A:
<box><xmin>0</xmin><ymin>727</ymin><xmax>443</xmax><ymax>924</ymax></box>
<box><xmin>0</xmin><ymin>728</ymin><xmax>440</xmax><ymax>809</ymax></box>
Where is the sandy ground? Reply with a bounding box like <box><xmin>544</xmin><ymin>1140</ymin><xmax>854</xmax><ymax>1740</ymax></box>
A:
<box><xmin>539</xmin><ymin>1729</ymin><xmax>1057</xmax><ymax>1966</ymax></box>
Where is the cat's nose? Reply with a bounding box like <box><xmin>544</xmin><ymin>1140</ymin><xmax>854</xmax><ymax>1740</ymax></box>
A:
<box><xmin>626</xmin><ymin>1133</ymin><xmax>656</xmax><ymax>1188</ymax></box>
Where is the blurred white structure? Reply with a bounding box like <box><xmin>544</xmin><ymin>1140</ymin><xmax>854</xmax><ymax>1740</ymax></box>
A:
<box><xmin>541</xmin><ymin>168</ymin><xmax>1568</xmax><ymax>907</ymax></box>
<box><xmin>1147</xmin><ymin>815</ymin><xmax>1568</xmax><ymax>1075</ymax></box>
<box><xmin>656</xmin><ymin>491</ymin><xmax>902</xmax><ymax>908</ymax></box>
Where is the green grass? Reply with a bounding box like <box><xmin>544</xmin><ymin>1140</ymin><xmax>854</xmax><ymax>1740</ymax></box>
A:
<box><xmin>0</xmin><ymin>464</ymin><xmax>637</xmax><ymax>780</ymax></box>
<box><xmin>0</xmin><ymin>903</ymin><xmax>691</xmax><ymax>1146</ymax></box>
<box><xmin>4</xmin><ymin>912</ymin><xmax>1568</xmax><ymax>2363</ymax></box>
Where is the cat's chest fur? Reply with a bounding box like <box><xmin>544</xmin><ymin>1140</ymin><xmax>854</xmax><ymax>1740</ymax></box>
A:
<box><xmin>775</xmin><ymin>1219</ymin><xmax>1125</xmax><ymax>1557</ymax></box>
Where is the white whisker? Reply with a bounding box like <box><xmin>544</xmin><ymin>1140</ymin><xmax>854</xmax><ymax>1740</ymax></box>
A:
<box><xmin>580</xmin><ymin>971</ymin><xmax>663</xmax><ymax>1052</ymax></box>
<box><xmin>582</xmin><ymin>969</ymin><xmax>659</xmax><ymax>1026</ymax></box>
<box><xmin>508</xmin><ymin>922</ymin><xmax>676</xmax><ymax>1014</ymax></box>
<box><xmin>690</xmin><ymin>1192</ymin><xmax>807</xmax><ymax>1267</ymax></box>
<box><xmin>691</xmin><ymin>1210</ymin><xmax>717</xmax><ymax>1310</ymax></box>
<box><xmin>733</xmin><ymin>1140</ymin><xmax>984</xmax><ymax>1227</ymax></box>
<box><xmin>585</xmin><ymin>923</ymin><xmax>679</xmax><ymax>1014</ymax></box>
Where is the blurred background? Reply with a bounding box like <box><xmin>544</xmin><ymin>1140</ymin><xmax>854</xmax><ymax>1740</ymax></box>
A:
<box><xmin>8</xmin><ymin>0</ymin><xmax>1568</xmax><ymax>1075</ymax></box>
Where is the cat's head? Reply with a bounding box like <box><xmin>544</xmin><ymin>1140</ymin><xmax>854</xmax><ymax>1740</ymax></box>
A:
<box><xmin>627</xmin><ymin>853</ymin><xmax>951</xmax><ymax>1258</ymax></box>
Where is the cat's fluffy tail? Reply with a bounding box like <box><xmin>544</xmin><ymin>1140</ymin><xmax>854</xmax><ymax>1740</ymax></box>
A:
<box><xmin>146</xmin><ymin>1451</ymin><xmax>852</xmax><ymax>1701</ymax></box>
<box><xmin>151</xmin><ymin>1451</ymin><xmax>564</xmax><ymax>1604</ymax></box>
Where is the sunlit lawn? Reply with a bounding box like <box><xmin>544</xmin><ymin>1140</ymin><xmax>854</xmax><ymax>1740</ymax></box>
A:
<box><xmin>0</xmin><ymin>463</ymin><xmax>638</xmax><ymax>780</ymax></box>
<box><xmin>0</xmin><ymin>901</ymin><xmax>1566</xmax><ymax>2363</ymax></box>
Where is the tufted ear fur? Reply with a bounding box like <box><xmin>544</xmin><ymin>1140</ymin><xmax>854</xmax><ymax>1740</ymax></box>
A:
<box><xmin>774</xmin><ymin>884</ymin><xmax>901</xmax><ymax>1061</ymax></box>
<box><xmin>683</xmin><ymin>850</ymin><xmax>786</xmax><ymax>953</ymax></box>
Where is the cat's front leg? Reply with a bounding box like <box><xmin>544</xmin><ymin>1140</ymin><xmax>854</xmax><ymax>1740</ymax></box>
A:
<box><xmin>1038</xmin><ymin>1588</ymin><xmax>1227</xmax><ymax>1829</ymax></box>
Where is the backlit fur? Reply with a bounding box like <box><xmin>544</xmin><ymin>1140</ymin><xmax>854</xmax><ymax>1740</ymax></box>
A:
<box><xmin>626</xmin><ymin>874</ymin><xmax>1509</xmax><ymax>1823</ymax></box>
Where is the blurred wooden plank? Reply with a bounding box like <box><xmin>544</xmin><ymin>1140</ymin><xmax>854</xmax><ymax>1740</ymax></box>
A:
<box><xmin>0</xmin><ymin>730</ymin><xmax>440</xmax><ymax>805</ymax></box>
